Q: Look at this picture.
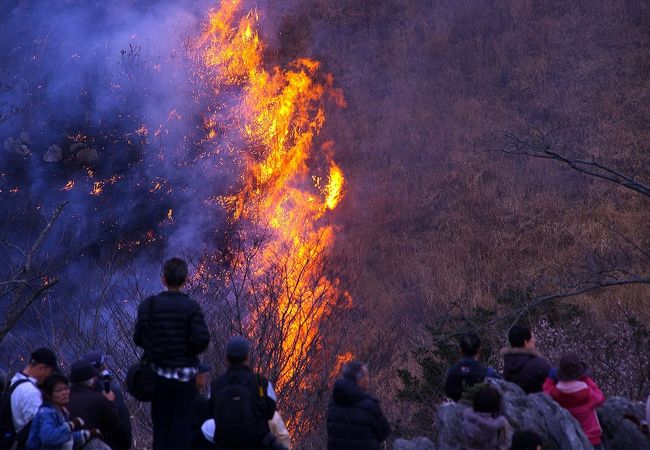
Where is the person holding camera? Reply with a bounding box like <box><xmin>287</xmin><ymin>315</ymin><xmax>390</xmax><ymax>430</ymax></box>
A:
<box><xmin>67</xmin><ymin>360</ymin><xmax>128</xmax><ymax>450</ymax></box>
<box><xmin>83</xmin><ymin>350</ymin><xmax>132</xmax><ymax>450</ymax></box>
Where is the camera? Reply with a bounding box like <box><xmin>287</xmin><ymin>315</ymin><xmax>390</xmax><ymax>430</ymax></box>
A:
<box><xmin>101</xmin><ymin>370</ymin><xmax>111</xmax><ymax>394</ymax></box>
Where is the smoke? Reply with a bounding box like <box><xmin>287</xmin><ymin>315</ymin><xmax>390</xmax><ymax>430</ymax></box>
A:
<box><xmin>0</xmin><ymin>0</ymin><xmax>240</xmax><ymax>291</ymax></box>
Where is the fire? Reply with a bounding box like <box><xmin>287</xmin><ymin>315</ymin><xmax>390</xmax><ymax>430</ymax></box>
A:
<box><xmin>196</xmin><ymin>0</ymin><xmax>348</xmax><ymax>398</ymax></box>
<box><xmin>90</xmin><ymin>181</ymin><xmax>104</xmax><ymax>196</ymax></box>
<box><xmin>62</xmin><ymin>180</ymin><xmax>75</xmax><ymax>191</ymax></box>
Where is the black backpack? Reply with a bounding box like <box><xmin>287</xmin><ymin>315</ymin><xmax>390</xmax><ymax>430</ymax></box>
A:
<box><xmin>0</xmin><ymin>378</ymin><xmax>31</xmax><ymax>450</ymax></box>
<box><xmin>213</xmin><ymin>372</ymin><xmax>268</xmax><ymax>449</ymax></box>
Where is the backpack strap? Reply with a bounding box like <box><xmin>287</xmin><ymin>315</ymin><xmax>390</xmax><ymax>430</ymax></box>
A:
<box><xmin>144</xmin><ymin>297</ymin><xmax>156</xmax><ymax>362</ymax></box>
<box><xmin>9</xmin><ymin>379</ymin><xmax>31</xmax><ymax>395</ymax></box>
<box><xmin>256</xmin><ymin>374</ymin><xmax>265</xmax><ymax>399</ymax></box>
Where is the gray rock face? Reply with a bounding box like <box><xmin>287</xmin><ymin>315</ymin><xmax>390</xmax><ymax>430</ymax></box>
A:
<box><xmin>43</xmin><ymin>144</ymin><xmax>63</xmax><ymax>162</ymax></box>
<box><xmin>598</xmin><ymin>397</ymin><xmax>650</xmax><ymax>450</ymax></box>
<box><xmin>392</xmin><ymin>437</ymin><xmax>436</xmax><ymax>450</ymax></box>
<box><xmin>438</xmin><ymin>379</ymin><xmax>593</xmax><ymax>450</ymax></box>
<box><xmin>5</xmin><ymin>136</ymin><xmax>30</xmax><ymax>155</ymax></box>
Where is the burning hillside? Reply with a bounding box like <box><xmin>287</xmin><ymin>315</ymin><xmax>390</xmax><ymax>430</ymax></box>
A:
<box><xmin>0</xmin><ymin>0</ymin><xmax>352</xmax><ymax>439</ymax></box>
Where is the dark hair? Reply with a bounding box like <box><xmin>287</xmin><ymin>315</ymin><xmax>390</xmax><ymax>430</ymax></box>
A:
<box><xmin>508</xmin><ymin>324</ymin><xmax>532</xmax><ymax>347</ymax></box>
<box><xmin>42</xmin><ymin>373</ymin><xmax>69</xmax><ymax>401</ymax></box>
<box><xmin>511</xmin><ymin>430</ymin><xmax>543</xmax><ymax>450</ymax></box>
<box><xmin>163</xmin><ymin>258</ymin><xmax>188</xmax><ymax>287</ymax></box>
<box><xmin>473</xmin><ymin>385</ymin><xmax>501</xmax><ymax>415</ymax></box>
<box><xmin>342</xmin><ymin>361</ymin><xmax>367</xmax><ymax>382</ymax></box>
<box><xmin>459</xmin><ymin>331</ymin><xmax>481</xmax><ymax>357</ymax></box>
<box><xmin>226</xmin><ymin>355</ymin><xmax>247</xmax><ymax>365</ymax></box>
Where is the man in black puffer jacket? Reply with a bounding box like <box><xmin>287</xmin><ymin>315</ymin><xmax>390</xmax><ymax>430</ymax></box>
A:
<box><xmin>134</xmin><ymin>257</ymin><xmax>210</xmax><ymax>450</ymax></box>
<box><xmin>327</xmin><ymin>361</ymin><xmax>390</xmax><ymax>450</ymax></box>
<box><xmin>502</xmin><ymin>324</ymin><xmax>552</xmax><ymax>394</ymax></box>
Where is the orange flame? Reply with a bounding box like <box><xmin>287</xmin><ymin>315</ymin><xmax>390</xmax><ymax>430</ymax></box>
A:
<box><xmin>196</xmin><ymin>0</ymin><xmax>348</xmax><ymax>394</ymax></box>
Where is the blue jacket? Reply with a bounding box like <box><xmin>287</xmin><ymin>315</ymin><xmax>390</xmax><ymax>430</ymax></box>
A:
<box><xmin>26</xmin><ymin>403</ymin><xmax>84</xmax><ymax>450</ymax></box>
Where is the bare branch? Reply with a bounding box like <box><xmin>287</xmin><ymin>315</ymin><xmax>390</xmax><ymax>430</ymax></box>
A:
<box><xmin>499</xmin><ymin>132</ymin><xmax>650</xmax><ymax>198</ymax></box>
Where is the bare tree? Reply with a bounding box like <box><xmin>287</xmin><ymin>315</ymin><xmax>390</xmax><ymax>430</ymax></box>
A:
<box><xmin>0</xmin><ymin>202</ymin><xmax>67</xmax><ymax>345</ymax></box>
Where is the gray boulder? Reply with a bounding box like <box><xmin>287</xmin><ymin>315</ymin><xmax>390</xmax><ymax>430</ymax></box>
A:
<box><xmin>598</xmin><ymin>396</ymin><xmax>650</xmax><ymax>450</ymax></box>
<box><xmin>392</xmin><ymin>437</ymin><xmax>435</xmax><ymax>450</ymax></box>
<box><xmin>43</xmin><ymin>144</ymin><xmax>62</xmax><ymax>162</ymax></box>
<box><xmin>438</xmin><ymin>379</ymin><xmax>593</xmax><ymax>450</ymax></box>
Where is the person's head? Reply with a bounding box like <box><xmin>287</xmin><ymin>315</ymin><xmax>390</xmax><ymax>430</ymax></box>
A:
<box><xmin>459</xmin><ymin>331</ymin><xmax>482</xmax><ymax>358</ymax></box>
<box><xmin>342</xmin><ymin>361</ymin><xmax>370</xmax><ymax>390</ymax></box>
<box><xmin>162</xmin><ymin>258</ymin><xmax>188</xmax><ymax>290</ymax></box>
<box><xmin>557</xmin><ymin>353</ymin><xmax>587</xmax><ymax>381</ymax></box>
<box><xmin>508</xmin><ymin>324</ymin><xmax>535</xmax><ymax>349</ymax></box>
<box><xmin>510</xmin><ymin>430</ymin><xmax>543</xmax><ymax>450</ymax></box>
<box><xmin>83</xmin><ymin>350</ymin><xmax>107</xmax><ymax>371</ymax></box>
<box><xmin>226</xmin><ymin>336</ymin><xmax>250</xmax><ymax>365</ymax></box>
<box><xmin>42</xmin><ymin>373</ymin><xmax>71</xmax><ymax>408</ymax></box>
<box><xmin>69</xmin><ymin>360</ymin><xmax>98</xmax><ymax>387</ymax></box>
<box><xmin>196</xmin><ymin>364</ymin><xmax>211</xmax><ymax>391</ymax></box>
<box><xmin>473</xmin><ymin>385</ymin><xmax>501</xmax><ymax>416</ymax></box>
<box><xmin>25</xmin><ymin>348</ymin><xmax>59</xmax><ymax>384</ymax></box>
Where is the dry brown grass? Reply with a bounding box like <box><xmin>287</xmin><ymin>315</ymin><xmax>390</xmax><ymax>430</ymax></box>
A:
<box><xmin>262</xmin><ymin>0</ymin><xmax>650</xmax><ymax>442</ymax></box>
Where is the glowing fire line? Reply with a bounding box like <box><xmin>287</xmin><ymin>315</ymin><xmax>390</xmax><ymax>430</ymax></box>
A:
<box><xmin>196</xmin><ymin>0</ymin><xmax>348</xmax><ymax>394</ymax></box>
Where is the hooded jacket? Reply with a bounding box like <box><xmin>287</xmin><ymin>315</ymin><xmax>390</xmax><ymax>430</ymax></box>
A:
<box><xmin>543</xmin><ymin>376</ymin><xmax>605</xmax><ymax>445</ymax></box>
<box><xmin>460</xmin><ymin>408</ymin><xmax>512</xmax><ymax>450</ymax></box>
<box><xmin>502</xmin><ymin>347</ymin><xmax>551</xmax><ymax>394</ymax></box>
<box><xmin>326</xmin><ymin>379</ymin><xmax>390</xmax><ymax>450</ymax></box>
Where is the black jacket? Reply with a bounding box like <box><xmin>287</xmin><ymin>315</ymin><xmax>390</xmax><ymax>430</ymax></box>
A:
<box><xmin>502</xmin><ymin>347</ymin><xmax>552</xmax><ymax>394</ymax></box>
<box><xmin>68</xmin><ymin>384</ymin><xmax>127</xmax><ymax>450</ymax></box>
<box><xmin>133</xmin><ymin>290</ymin><xmax>210</xmax><ymax>367</ymax></box>
<box><xmin>93</xmin><ymin>380</ymin><xmax>132</xmax><ymax>450</ymax></box>
<box><xmin>326</xmin><ymin>379</ymin><xmax>390</xmax><ymax>450</ymax></box>
<box><xmin>208</xmin><ymin>365</ymin><xmax>276</xmax><ymax>450</ymax></box>
<box><xmin>444</xmin><ymin>357</ymin><xmax>499</xmax><ymax>401</ymax></box>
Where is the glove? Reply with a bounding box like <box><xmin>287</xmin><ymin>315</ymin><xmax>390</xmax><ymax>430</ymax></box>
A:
<box><xmin>81</xmin><ymin>429</ymin><xmax>103</xmax><ymax>443</ymax></box>
<box><xmin>67</xmin><ymin>417</ymin><xmax>85</xmax><ymax>430</ymax></box>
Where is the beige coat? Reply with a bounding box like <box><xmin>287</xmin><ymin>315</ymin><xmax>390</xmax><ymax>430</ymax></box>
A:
<box><xmin>269</xmin><ymin>411</ymin><xmax>291</xmax><ymax>449</ymax></box>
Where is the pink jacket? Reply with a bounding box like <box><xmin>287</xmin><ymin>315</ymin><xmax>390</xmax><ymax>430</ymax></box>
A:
<box><xmin>543</xmin><ymin>376</ymin><xmax>605</xmax><ymax>445</ymax></box>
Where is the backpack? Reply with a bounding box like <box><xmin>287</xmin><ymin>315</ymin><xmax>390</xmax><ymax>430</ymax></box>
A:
<box><xmin>0</xmin><ymin>378</ymin><xmax>31</xmax><ymax>450</ymax></box>
<box><xmin>213</xmin><ymin>372</ymin><xmax>268</xmax><ymax>449</ymax></box>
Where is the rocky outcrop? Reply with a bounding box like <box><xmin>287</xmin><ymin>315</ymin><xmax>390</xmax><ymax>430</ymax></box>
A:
<box><xmin>598</xmin><ymin>397</ymin><xmax>650</xmax><ymax>450</ymax></box>
<box><xmin>392</xmin><ymin>437</ymin><xmax>436</xmax><ymax>450</ymax></box>
<box><xmin>434</xmin><ymin>380</ymin><xmax>650</xmax><ymax>450</ymax></box>
<box><xmin>438</xmin><ymin>379</ymin><xmax>592</xmax><ymax>449</ymax></box>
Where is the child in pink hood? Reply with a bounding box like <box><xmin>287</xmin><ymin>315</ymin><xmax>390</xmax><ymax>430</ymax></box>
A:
<box><xmin>543</xmin><ymin>353</ymin><xmax>605</xmax><ymax>448</ymax></box>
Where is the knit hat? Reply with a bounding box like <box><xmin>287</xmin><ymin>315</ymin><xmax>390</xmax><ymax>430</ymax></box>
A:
<box><xmin>557</xmin><ymin>353</ymin><xmax>587</xmax><ymax>381</ymax></box>
<box><xmin>69</xmin><ymin>360</ymin><xmax>98</xmax><ymax>383</ymax></box>
<box><xmin>30</xmin><ymin>348</ymin><xmax>59</xmax><ymax>371</ymax></box>
<box><xmin>226</xmin><ymin>336</ymin><xmax>250</xmax><ymax>360</ymax></box>
<box><xmin>83</xmin><ymin>350</ymin><xmax>106</xmax><ymax>369</ymax></box>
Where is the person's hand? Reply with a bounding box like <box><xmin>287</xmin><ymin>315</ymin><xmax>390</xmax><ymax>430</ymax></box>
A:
<box><xmin>67</xmin><ymin>417</ymin><xmax>85</xmax><ymax>430</ymax></box>
<box><xmin>103</xmin><ymin>390</ymin><xmax>116</xmax><ymax>402</ymax></box>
